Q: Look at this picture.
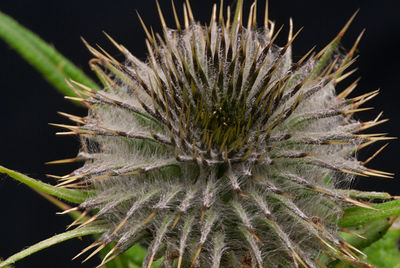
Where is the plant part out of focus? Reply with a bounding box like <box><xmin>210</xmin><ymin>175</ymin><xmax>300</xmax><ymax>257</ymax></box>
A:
<box><xmin>0</xmin><ymin>1</ymin><xmax>399</xmax><ymax>267</ymax></box>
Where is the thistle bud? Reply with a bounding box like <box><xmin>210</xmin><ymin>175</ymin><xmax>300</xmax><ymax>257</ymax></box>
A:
<box><xmin>25</xmin><ymin>1</ymin><xmax>396</xmax><ymax>267</ymax></box>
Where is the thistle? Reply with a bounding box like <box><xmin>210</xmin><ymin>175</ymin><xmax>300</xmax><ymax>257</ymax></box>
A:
<box><xmin>0</xmin><ymin>0</ymin><xmax>397</xmax><ymax>267</ymax></box>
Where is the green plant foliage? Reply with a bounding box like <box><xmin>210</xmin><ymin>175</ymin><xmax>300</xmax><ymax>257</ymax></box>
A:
<box><xmin>363</xmin><ymin>228</ymin><xmax>400</xmax><ymax>268</ymax></box>
<box><xmin>340</xmin><ymin>218</ymin><xmax>392</xmax><ymax>251</ymax></box>
<box><xmin>0</xmin><ymin>10</ymin><xmax>99</xmax><ymax>98</ymax></box>
<box><xmin>0</xmin><ymin>165</ymin><xmax>88</xmax><ymax>204</ymax></box>
<box><xmin>339</xmin><ymin>199</ymin><xmax>400</xmax><ymax>228</ymax></box>
<box><xmin>101</xmin><ymin>244</ymin><xmax>146</xmax><ymax>268</ymax></box>
<box><xmin>0</xmin><ymin>226</ymin><xmax>106</xmax><ymax>268</ymax></box>
<box><xmin>0</xmin><ymin>2</ymin><xmax>399</xmax><ymax>268</ymax></box>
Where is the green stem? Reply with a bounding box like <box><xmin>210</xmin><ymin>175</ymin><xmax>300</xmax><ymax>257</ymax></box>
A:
<box><xmin>0</xmin><ymin>165</ymin><xmax>88</xmax><ymax>204</ymax></box>
<box><xmin>0</xmin><ymin>226</ymin><xmax>105</xmax><ymax>268</ymax></box>
<box><xmin>338</xmin><ymin>189</ymin><xmax>393</xmax><ymax>200</ymax></box>
<box><xmin>0</xmin><ymin>10</ymin><xmax>99</xmax><ymax>98</ymax></box>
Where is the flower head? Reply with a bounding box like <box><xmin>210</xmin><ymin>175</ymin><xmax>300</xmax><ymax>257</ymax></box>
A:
<box><xmin>53</xmin><ymin>1</ymin><xmax>392</xmax><ymax>267</ymax></box>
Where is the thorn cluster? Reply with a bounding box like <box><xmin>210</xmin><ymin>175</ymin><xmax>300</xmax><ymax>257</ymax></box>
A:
<box><xmin>52</xmin><ymin>1</ymin><xmax>393</xmax><ymax>267</ymax></box>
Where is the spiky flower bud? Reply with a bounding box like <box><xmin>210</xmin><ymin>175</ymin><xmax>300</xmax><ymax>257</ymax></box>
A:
<box><xmin>51</xmin><ymin>1</ymin><xmax>391</xmax><ymax>267</ymax></box>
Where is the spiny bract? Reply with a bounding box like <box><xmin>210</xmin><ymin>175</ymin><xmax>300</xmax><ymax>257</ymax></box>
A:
<box><xmin>54</xmin><ymin>1</ymin><xmax>391</xmax><ymax>267</ymax></box>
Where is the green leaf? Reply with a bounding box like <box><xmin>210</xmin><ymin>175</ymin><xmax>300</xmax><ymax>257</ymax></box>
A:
<box><xmin>0</xmin><ymin>165</ymin><xmax>88</xmax><ymax>204</ymax></box>
<box><xmin>363</xmin><ymin>228</ymin><xmax>400</xmax><ymax>268</ymax></box>
<box><xmin>0</xmin><ymin>10</ymin><xmax>99</xmax><ymax>98</ymax></box>
<box><xmin>340</xmin><ymin>217</ymin><xmax>392</xmax><ymax>250</ymax></box>
<box><xmin>103</xmin><ymin>244</ymin><xmax>147</xmax><ymax>268</ymax></box>
<box><xmin>318</xmin><ymin>218</ymin><xmax>392</xmax><ymax>267</ymax></box>
<box><xmin>0</xmin><ymin>226</ymin><xmax>106</xmax><ymax>268</ymax></box>
<box><xmin>319</xmin><ymin>202</ymin><xmax>398</xmax><ymax>267</ymax></box>
<box><xmin>339</xmin><ymin>199</ymin><xmax>400</xmax><ymax>228</ymax></box>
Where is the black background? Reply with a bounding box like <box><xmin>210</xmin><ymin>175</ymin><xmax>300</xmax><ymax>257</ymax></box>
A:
<box><xmin>0</xmin><ymin>0</ymin><xmax>399</xmax><ymax>267</ymax></box>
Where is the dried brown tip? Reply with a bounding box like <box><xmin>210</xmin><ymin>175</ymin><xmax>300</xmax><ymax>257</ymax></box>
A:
<box><xmin>45</xmin><ymin>157</ymin><xmax>81</xmax><ymax>165</ymax></box>
<box><xmin>102</xmin><ymin>31</ymin><xmax>123</xmax><ymax>52</ymax></box>
<box><xmin>316</xmin><ymin>9</ymin><xmax>359</xmax><ymax>58</ymax></box>
<box><xmin>361</xmin><ymin>143</ymin><xmax>389</xmax><ymax>165</ymax></box>
<box><xmin>136</xmin><ymin>10</ymin><xmax>153</xmax><ymax>42</ymax></box>
<box><xmin>171</xmin><ymin>0</ymin><xmax>181</xmax><ymax>30</ymax></box>
<box><xmin>82</xmin><ymin>243</ymin><xmax>107</xmax><ymax>263</ymax></box>
<box><xmin>156</xmin><ymin>0</ymin><xmax>167</xmax><ymax>30</ymax></box>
